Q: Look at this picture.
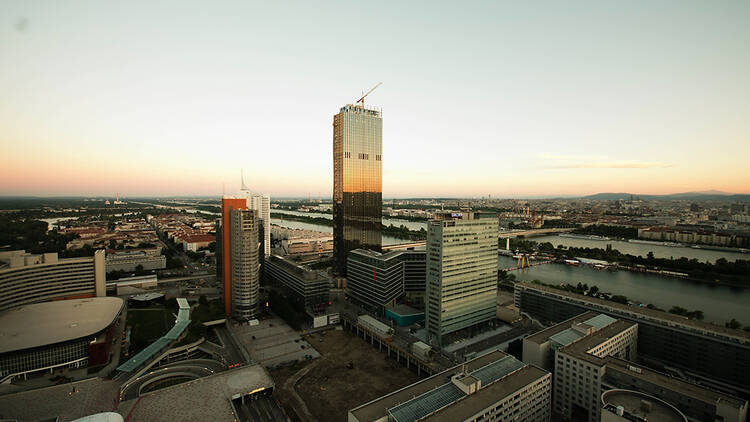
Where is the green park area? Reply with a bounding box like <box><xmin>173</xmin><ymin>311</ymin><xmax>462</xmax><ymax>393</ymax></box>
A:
<box><xmin>126</xmin><ymin>307</ymin><xmax>174</xmax><ymax>354</ymax></box>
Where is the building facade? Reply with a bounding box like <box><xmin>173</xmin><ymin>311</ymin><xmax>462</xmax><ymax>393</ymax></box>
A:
<box><xmin>348</xmin><ymin>350</ymin><xmax>551</xmax><ymax>422</ymax></box>
<box><xmin>220</xmin><ymin>196</ymin><xmax>248</xmax><ymax>316</ymax></box>
<box><xmin>0</xmin><ymin>297</ymin><xmax>124</xmax><ymax>380</ymax></box>
<box><xmin>514</xmin><ymin>282</ymin><xmax>750</xmax><ymax>393</ymax></box>
<box><xmin>265</xmin><ymin>254</ymin><xmax>330</xmax><ymax>311</ymax></box>
<box><xmin>105</xmin><ymin>249</ymin><xmax>166</xmax><ymax>272</ymax></box>
<box><xmin>346</xmin><ymin>249</ymin><xmax>426</xmax><ymax>314</ymax></box>
<box><xmin>523</xmin><ymin>309</ymin><xmax>748</xmax><ymax>422</ymax></box>
<box><xmin>0</xmin><ymin>250</ymin><xmax>106</xmax><ymax>312</ymax></box>
<box><xmin>425</xmin><ymin>212</ymin><xmax>498</xmax><ymax>346</ymax></box>
<box><xmin>332</xmin><ymin>104</ymin><xmax>382</xmax><ymax>275</ymax></box>
<box><xmin>247</xmin><ymin>192</ymin><xmax>271</xmax><ymax>257</ymax></box>
<box><xmin>229</xmin><ymin>209</ymin><xmax>260</xmax><ymax>321</ymax></box>
<box><xmin>553</xmin><ymin>320</ymin><xmax>638</xmax><ymax>422</ymax></box>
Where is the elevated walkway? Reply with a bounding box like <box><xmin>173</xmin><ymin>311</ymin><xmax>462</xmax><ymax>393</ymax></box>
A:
<box><xmin>116</xmin><ymin>298</ymin><xmax>191</xmax><ymax>372</ymax></box>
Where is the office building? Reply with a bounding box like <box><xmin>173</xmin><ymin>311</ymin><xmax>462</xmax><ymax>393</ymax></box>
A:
<box><xmin>0</xmin><ymin>250</ymin><xmax>106</xmax><ymax>312</ymax></box>
<box><xmin>0</xmin><ymin>297</ymin><xmax>124</xmax><ymax>381</ymax></box>
<box><xmin>265</xmin><ymin>254</ymin><xmax>330</xmax><ymax>311</ymax></box>
<box><xmin>220</xmin><ymin>196</ymin><xmax>248</xmax><ymax>316</ymax></box>
<box><xmin>514</xmin><ymin>282</ymin><xmax>750</xmax><ymax>393</ymax></box>
<box><xmin>425</xmin><ymin>212</ymin><xmax>498</xmax><ymax>346</ymax></box>
<box><xmin>105</xmin><ymin>248</ymin><xmax>166</xmax><ymax>272</ymax></box>
<box><xmin>229</xmin><ymin>208</ymin><xmax>260</xmax><ymax>321</ymax></box>
<box><xmin>332</xmin><ymin>103</ymin><xmax>383</xmax><ymax>275</ymax></box>
<box><xmin>348</xmin><ymin>350</ymin><xmax>551</xmax><ymax>422</ymax></box>
<box><xmin>346</xmin><ymin>249</ymin><xmax>426</xmax><ymax>314</ymax></box>
<box><xmin>600</xmin><ymin>390</ymin><xmax>687</xmax><ymax>422</ymax></box>
<box><xmin>247</xmin><ymin>192</ymin><xmax>271</xmax><ymax>258</ymax></box>
<box><xmin>602</xmin><ymin>359</ymin><xmax>747</xmax><ymax>422</ymax></box>
<box><xmin>551</xmin><ymin>318</ymin><xmax>638</xmax><ymax>421</ymax></box>
<box><xmin>523</xmin><ymin>311</ymin><xmax>748</xmax><ymax>422</ymax></box>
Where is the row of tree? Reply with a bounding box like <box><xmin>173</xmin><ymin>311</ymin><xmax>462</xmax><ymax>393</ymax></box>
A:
<box><xmin>572</xmin><ymin>224</ymin><xmax>638</xmax><ymax>239</ymax></box>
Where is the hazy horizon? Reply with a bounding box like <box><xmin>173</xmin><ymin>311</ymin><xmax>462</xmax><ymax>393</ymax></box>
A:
<box><xmin>2</xmin><ymin>1</ymin><xmax>749</xmax><ymax>197</ymax></box>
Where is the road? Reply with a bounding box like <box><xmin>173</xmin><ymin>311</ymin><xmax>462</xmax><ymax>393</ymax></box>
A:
<box><xmin>235</xmin><ymin>394</ymin><xmax>288</xmax><ymax>422</ymax></box>
<box><xmin>215</xmin><ymin>325</ymin><xmax>247</xmax><ymax>366</ymax></box>
<box><xmin>120</xmin><ymin>359</ymin><xmax>225</xmax><ymax>400</ymax></box>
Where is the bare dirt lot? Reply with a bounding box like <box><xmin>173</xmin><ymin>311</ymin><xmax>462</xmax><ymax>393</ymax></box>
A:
<box><xmin>270</xmin><ymin>328</ymin><xmax>422</xmax><ymax>422</ymax></box>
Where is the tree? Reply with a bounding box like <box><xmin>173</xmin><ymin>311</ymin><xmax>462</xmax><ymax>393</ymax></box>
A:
<box><xmin>726</xmin><ymin>319</ymin><xmax>742</xmax><ymax>330</ymax></box>
<box><xmin>610</xmin><ymin>295</ymin><xmax>628</xmax><ymax>304</ymax></box>
<box><xmin>588</xmin><ymin>285</ymin><xmax>599</xmax><ymax>296</ymax></box>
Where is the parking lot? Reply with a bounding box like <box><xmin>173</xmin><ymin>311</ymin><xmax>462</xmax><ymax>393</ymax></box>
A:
<box><xmin>231</xmin><ymin>316</ymin><xmax>320</xmax><ymax>368</ymax></box>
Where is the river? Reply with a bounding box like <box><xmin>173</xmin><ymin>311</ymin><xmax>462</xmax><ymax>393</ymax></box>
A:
<box><xmin>272</xmin><ymin>209</ymin><xmax>427</xmax><ymax>231</ymax></box>
<box><xmin>271</xmin><ymin>213</ymin><xmax>749</xmax><ymax>324</ymax></box>
<box><xmin>531</xmin><ymin>235</ymin><xmax>748</xmax><ymax>263</ymax></box>
<box><xmin>271</xmin><ymin>218</ymin><xmax>406</xmax><ymax>246</ymax></box>
<box><xmin>499</xmin><ymin>256</ymin><xmax>750</xmax><ymax>325</ymax></box>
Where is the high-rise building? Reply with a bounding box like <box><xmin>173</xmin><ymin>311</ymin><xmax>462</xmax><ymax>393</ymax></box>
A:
<box><xmin>332</xmin><ymin>104</ymin><xmax>383</xmax><ymax>275</ymax></box>
<box><xmin>346</xmin><ymin>249</ymin><xmax>426</xmax><ymax>314</ymax></box>
<box><xmin>247</xmin><ymin>193</ymin><xmax>270</xmax><ymax>257</ymax></box>
<box><xmin>425</xmin><ymin>212</ymin><xmax>498</xmax><ymax>346</ymax></box>
<box><xmin>220</xmin><ymin>173</ymin><xmax>270</xmax><ymax>318</ymax></box>
<box><xmin>229</xmin><ymin>208</ymin><xmax>260</xmax><ymax>321</ymax></box>
<box><xmin>220</xmin><ymin>196</ymin><xmax>248</xmax><ymax>316</ymax></box>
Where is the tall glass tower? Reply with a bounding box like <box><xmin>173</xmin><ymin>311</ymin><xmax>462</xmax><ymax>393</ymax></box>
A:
<box><xmin>229</xmin><ymin>208</ymin><xmax>260</xmax><ymax>321</ymax></box>
<box><xmin>425</xmin><ymin>212</ymin><xmax>498</xmax><ymax>347</ymax></box>
<box><xmin>333</xmin><ymin>104</ymin><xmax>382</xmax><ymax>275</ymax></box>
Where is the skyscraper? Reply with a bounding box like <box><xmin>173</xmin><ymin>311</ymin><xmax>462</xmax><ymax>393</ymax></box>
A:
<box><xmin>247</xmin><ymin>193</ymin><xmax>270</xmax><ymax>257</ymax></box>
<box><xmin>220</xmin><ymin>196</ymin><xmax>248</xmax><ymax>316</ymax></box>
<box><xmin>229</xmin><ymin>208</ymin><xmax>260</xmax><ymax>321</ymax></box>
<box><xmin>241</xmin><ymin>171</ymin><xmax>271</xmax><ymax>258</ymax></box>
<box><xmin>425</xmin><ymin>212</ymin><xmax>498</xmax><ymax>346</ymax></box>
<box><xmin>332</xmin><ymin>103</ymin><xmax>383</xmax><ymax>275</ymax></box>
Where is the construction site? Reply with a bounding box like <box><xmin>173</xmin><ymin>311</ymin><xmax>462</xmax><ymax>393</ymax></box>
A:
<box><xmin>270</xmin><ymin>328</ymin><xmax>421</xmax><ymax>422</ymax></box>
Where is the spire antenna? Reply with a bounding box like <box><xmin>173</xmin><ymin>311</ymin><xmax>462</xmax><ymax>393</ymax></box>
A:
<box><xmin>241</xmin><ymin>169</ymin><xmax>250</xmax><ymax>191</ymax></box>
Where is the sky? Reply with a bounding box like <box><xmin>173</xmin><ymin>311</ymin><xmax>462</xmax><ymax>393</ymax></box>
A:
<box><xmin>1</xmin><ymin>1</ymin><xmax>749</xmax><ymax>198</ymax></box>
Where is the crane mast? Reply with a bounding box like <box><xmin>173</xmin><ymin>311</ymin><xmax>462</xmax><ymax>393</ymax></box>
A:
<box><xmin>355</xmin><ymin>82</ymin><xmax>382</xmax><ymax>108</ymax></box>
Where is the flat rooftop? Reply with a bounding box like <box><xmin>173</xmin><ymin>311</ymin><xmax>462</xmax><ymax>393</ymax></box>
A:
<box><xmin>117</xmin><ymin>364</ymin><xmax>274</xmax><ymax>421</ymax></box>
<box><xmin>350</xmin><ymin>350</ymin><xmax>549</xmax><ymax>422</ymax></box>
<box><xmin>0</xmin><ymin>297</ymin><xmax>124</xmax><ymax>354</ymax></box>
<box><xmin>424</xmin><ymin>366</ymin><xmax>548</xmax><ymax>422</ymax></box>
<box><xmin>386</xmin><ymin>304</ymin><xmax>424</xmax><ymax>317</ymax></box>
<box><xmin>604</xmin><ymin>357</ymin><xmax>747</xmax><ymax>409</ymax></box>
<box><xmin>517</xmin><ymin>282</ymin><xmax>750</xmax><ymax>343</ymax></box>
<box><xmin>602</xmin><ymin>390</ymin><xmax>686</xmax><ymax>422</ymax></box>
<box><xmin>0</xmin><ymin>377</ymin><xmax>121</xmax><ymax>421</ymax></box>
<box><xmin>557</xmin><ymin>320</ymin><xmax>637</xmax><ymax>365</ymax></box>
<box><xmin>525</xmin><ymin>311</ymin><xmax>598</xmax><ymax>344</ymax></box>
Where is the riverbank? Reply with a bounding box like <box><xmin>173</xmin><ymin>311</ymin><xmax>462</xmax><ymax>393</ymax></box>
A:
<box><xmin>499</xmin><ymin>256</ymin><xmax>750</xmax><ymax>325</ymax></box>
<box><xmin>513</xmin><ymin>236</ymin><xmax>750</xmax><ymax>287</ymax></box>
<box><xmin>270</xmin><ymin>212</ymin><xmax>426</xmax><ymax>241</ymax></box>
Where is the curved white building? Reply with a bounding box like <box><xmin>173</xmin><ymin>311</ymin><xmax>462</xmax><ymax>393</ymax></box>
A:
<box><xmin>0</xmin><ymin>250</ymin><xmax>106</xmax><ymax>312</ymax></box>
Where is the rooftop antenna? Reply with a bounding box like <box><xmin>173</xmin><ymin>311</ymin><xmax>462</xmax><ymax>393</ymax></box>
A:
<box><xmin>355</xmin><ymin>82</ymin><xmax>382</xmax><ymax>108</ymax></box>
<box><xmin>241</xmin><ymin>169</ymin><xmax>250</xmax><ymax>191</ymax></box>
<box><xmin>222</xmin><ymin>182</ymin><xmax>226</xmax><ymax>196</ymax></box>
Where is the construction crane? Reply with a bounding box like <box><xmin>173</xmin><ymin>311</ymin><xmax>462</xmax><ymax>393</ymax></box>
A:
<box><xmin>355</xmin><ymin>82</ymin><xmax>382</xmax><ymax>107</ymax></box>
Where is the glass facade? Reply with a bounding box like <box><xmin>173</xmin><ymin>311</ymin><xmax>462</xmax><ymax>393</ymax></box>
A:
<box><xmin>229</xmin><ymin>208</ymin><xmax>260</xmax><ymax>321</ymax></box>
<box><xmin>425</xmin><ymin>212</ymin><xmax>498</xmax><ymax>346</ymax></box>
<box><xmin>333</xmin><ymin>104</ymin><xmax>383</xmax><ymax>275</ymax></box>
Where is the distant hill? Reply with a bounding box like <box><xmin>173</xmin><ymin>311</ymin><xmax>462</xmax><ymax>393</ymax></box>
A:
<box><xmin>583</xmin><ymin>191</ymin><xmax>750</xmax><ymax>201</ymax></box>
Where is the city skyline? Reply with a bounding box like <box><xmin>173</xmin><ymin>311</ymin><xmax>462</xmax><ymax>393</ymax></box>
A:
<box><xmin>2</xmin><ymin>1</ymin><xmax>749</xmax><ymax>197</ymax></box>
